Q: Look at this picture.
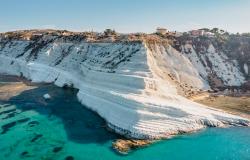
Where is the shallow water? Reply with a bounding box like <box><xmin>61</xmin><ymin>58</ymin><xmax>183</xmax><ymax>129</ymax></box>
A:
<box><xmin>0</xmin><ymin>82</ymin><xmax>249</xmax><ymax>160</ymax></box>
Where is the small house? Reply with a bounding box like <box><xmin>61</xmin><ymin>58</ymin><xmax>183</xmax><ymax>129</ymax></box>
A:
<box><xmin>156</xmin><ymin>27</ymin><xmax>168</xmax><ymax>35</ymax></box>
<box><xmin>203</xmin><ymin>32</ymin><xmax>215</xmax><ymax>38</ymax></box>
<box><xmin>190</xmin><ymin>29</ymin><xmax>215</xmax><ymax>37</ymax></box>
<box><xmin>190</xmin><ymin>30</ymin><xmax>204</xmax><ymax>36</ymax></box>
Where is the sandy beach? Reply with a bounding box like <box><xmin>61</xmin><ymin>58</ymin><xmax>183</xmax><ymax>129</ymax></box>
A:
<box><xmin>0</xmin><ymin>75</ymin><xmax>37</xmax><ymax>101</ymax></box>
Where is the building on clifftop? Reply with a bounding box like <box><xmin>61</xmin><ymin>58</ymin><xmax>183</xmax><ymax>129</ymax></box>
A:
<box><xmin>156</xmin><ymin>27</ymin><xmax>168</xmax><ymax>35</ymax></box>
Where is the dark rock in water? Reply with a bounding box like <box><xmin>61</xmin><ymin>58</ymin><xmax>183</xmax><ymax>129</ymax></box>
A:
<box><xmin>28</xmin><ymin>121</ymin><xmax>39</xmax><ymax>127</ymax></box>
<box><xmin>53</xmin><ymin>146</ymin><xmax>63</xmax><ymax>153</ymax></box>
<box><xmin>1</xmin><ymin>118</ymin><xmax>30</xmax><ymax>134</ymax></box>
<box><xmin>17</xmin><ymin>118</ymin><xmax>30</xmax><ymax>123</ymax></box>
<box><xmin>30</xmin><ymin>134</ymin><xmax>43</xmax><ymax>142</ymax></box>
<box><xmin>2</xmin><ymin>112</ymin><xmax>16</xmax><ymax>120</ymax></box>
<box><xmin>21</xmin><ymin>151</ymin><xmax>28</xmax><ymax>156</ymax></box>
<box><xmin>2</xmin><ymin>104</ymin><xmax>13</xmax><ymax>108</ymax></box>
<box><xmin>65</xmin><ymin>156</ymin><xmax>74</xmax><ymax>160</ymax></box>
<box><xmin>0</xmin><ymin>103</ymin><xmax>12</xmax><ymax>108</ymax></box>
<box><xmin>0</xmin><ymin>108</ymin><xmax>16</xmax><ymax>116</ymax></box>
<box><xmin>1</xmin><ymin>121</ymin><xmax>16</xmax><ymax>134</ymax></box>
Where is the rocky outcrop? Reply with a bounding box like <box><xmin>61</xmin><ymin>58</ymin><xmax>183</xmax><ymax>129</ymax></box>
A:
<box><xmin>113</xmin><ymin>139</ymin><xmax>152</xmax><ymax>153</ymax></box>
<box><xmin>0</xmin><ymin>31</ymin><xmax>249</xmax><ymax>139</ymax></box>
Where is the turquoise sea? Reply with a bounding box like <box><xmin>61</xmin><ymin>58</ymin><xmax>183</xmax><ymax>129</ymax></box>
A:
<box><xmin>0</xmin><ymin>82</ymin><xmax>249</xmax><ymax>160</ymax></box>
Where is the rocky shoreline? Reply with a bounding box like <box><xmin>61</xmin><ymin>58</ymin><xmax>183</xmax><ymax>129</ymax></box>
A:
<box><xmin>1</xmin><ymin>34</ymin><xmax>250</xmax><ymax>141</ymax></box>
<box><xmin>0</xmin><ymin>74</ymin><xmax>250</xmax><ymax>154</ymax></box>
<box><xmin>112</xmin><ymin>139</ymin><xmax>153</xmax><ymax>154</ymax></box>
<box><xmin>0</xmin><ymin>75</ymin><xmax>150</xmax><ymax>154</ymax></box>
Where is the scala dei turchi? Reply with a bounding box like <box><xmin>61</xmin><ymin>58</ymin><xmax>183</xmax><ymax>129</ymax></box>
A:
<box><xmin>0</xmin><ymin>29</ymin><xmax>249</xmax><ymax>139</ymax></box>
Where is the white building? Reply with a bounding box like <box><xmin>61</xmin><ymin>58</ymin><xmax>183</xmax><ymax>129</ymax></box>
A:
<box><xmin>190</xmin><ymin>30</ymin><xmax>204</xmax><ymax>36</ymax></box>
<box><xmin>156</xmin><ymin>27</ymin><xmax>168</xmax><ymax>35</ymax></box>
<box><xmin>190</xmin><ymin>29</ymin><xmax>215</xmax><ymax>37</ymax></box>
<box><xmin>203</xmin><ymin>32</ymin><xmax>215</xmax><ymax>38</ymax></box>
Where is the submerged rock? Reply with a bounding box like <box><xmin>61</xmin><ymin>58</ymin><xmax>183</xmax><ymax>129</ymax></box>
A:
<box><xmin>0</xmin><ymin>108</ymin><xmax>16</xmax><ymax>116</ymax></box>
<box><xmin>65</xmin><ymin>156</ymin><xmax>74</xmax><ymax>160</ymax></box>
<box><xmin>43</xmin><ymin>93</ymin><xmax>51</xmax><ymax>99</ymax></box>
<box><xmin>30</xmin><ymin>134</ymin><xmax>43</xmax><ymax>142</ymax></box>
<box><xmin>20</xmin><ymin>151</ymin><xmax>29</xmax><ymax>156</ymax></box>
<box><xmin>0</xmin><ymin>33</ymin><xmax>249</xmax><ymax>139</ymax></box>
<box><xmin>113</xmin><ymin>139</ymin><xmax>152</xmax><ymax>153</ymax></box>
<box><xmin>2</xmin><ymin>112</ymin><xmax>17</xmax><ymax>120</ymax></box>
<box><xmin>53</xmin><ymin>147</ymin><xmax>63</xmax><ymax>153</ymax></box>
<box><xmin>1</xmin><ymin>121</ymin><xmax>16</xmax><ymax>134</ymax></box>
<box><xmin>28</xmin><ymin>121</ymin><xmax>40</xmax><ymax>127</ymax></box>
<box><xmin>1</xmin><ymin>118</ymin><xmax>30</xmax><ymax>134</ymax></box>
<box><xmin>17</xmin><ymin>118</ymin><xmax>30</xmax><ymax>123</ymax></box>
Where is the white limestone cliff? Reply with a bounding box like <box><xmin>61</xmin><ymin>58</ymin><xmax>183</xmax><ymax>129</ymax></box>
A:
<box><xmin>0</xmin><ymin>37</ymin><xmax>249</xmax><ymax>139</ymax></box>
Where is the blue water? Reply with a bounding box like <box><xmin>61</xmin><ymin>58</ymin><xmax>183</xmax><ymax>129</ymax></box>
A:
<box><xmin>0</xmin><ymin>83</ymin><xmax>249</xmax><ymax>160</ymax></box>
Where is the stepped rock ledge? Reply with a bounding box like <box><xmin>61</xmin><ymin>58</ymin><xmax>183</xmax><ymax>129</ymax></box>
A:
<box><xmin>0</xmin><ymin>31</ymin><xmax>249</xmax><ymax>139</ymax></box>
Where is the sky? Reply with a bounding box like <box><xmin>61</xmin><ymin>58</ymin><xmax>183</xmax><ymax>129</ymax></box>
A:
<box><xmin>0</xmin><ymin>0</ymin><xmax>250</xmax><ymax>33</ymax></box>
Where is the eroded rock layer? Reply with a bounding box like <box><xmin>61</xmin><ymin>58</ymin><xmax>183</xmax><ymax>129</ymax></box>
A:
<box><xmin>0</xmin><ymin>32</ymin><xmax>249</xmax><ymax>139</ymax></box>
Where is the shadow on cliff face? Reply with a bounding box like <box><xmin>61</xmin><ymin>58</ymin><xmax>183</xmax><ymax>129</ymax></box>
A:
<box><xmin>5</xmin><ymin>84</ymin><xmax>120</xmax><ymax>144</ymax></box>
